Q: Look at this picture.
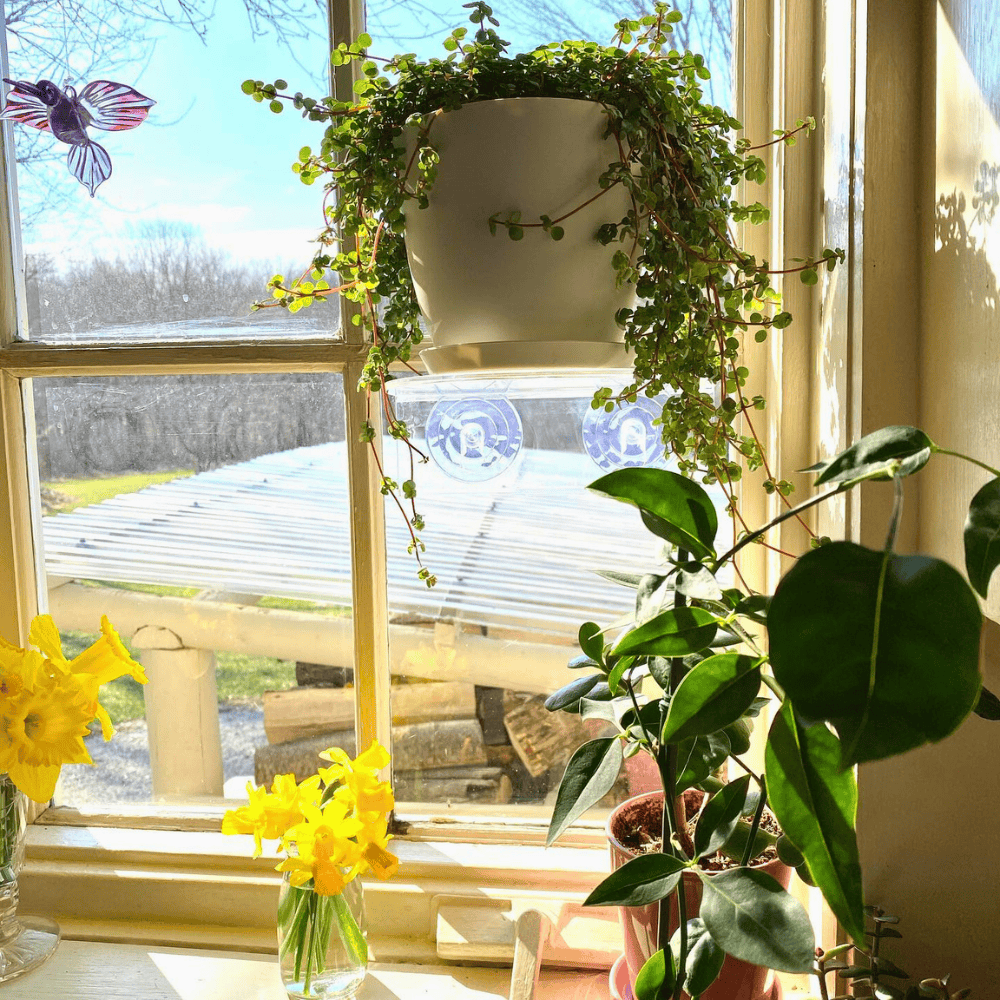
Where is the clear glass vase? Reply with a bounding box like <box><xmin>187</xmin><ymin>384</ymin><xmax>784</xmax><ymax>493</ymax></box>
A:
<box><xmin>0</xmin><ymin>775</ymin><xmax>60</xmax><ymax>983</ymax></box>
<box><xmin>277</xmin><ymin>873</ymin><xmax>367</xmax><ymax>1000</ymax></box>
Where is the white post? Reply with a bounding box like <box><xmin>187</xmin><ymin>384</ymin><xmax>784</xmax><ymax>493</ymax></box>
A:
<box><xmin>132</xmin><ymin>625</ymin><xmax>224</xmax><ymax>798</ymax></box>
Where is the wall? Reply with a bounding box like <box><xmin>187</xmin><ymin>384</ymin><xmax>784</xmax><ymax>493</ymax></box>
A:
<box><xmin>855</xmin><ymin>1</ymin><xmax>1000</xmax><ymax>992</ymax></box>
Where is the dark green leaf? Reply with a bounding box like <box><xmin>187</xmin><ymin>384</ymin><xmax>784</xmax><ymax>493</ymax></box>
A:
<box><xmin>633</xmin><ymin>949</ymin><xmax>676</xmax><ymax>1000</ymax></box>
<box><xmin>661</xmin><ymin>654</ymin><xmax>762</xmax><ymax>744</ymax></box>
<box><xmin>546</xmin><ymin>738</ymin><xmax>624</xmax><ymax>845</ymax></box>
<box><xmin>775</xmin><ymin>835</ymin><xmax>805</xmax><ymax>868</ymax></box>
<box><xmin>769</xmin><ymin>542</ymin><xmax>982</xmax><ymax>765</ymax></box>
<box><xmin>579</xmin><ymin>622</ymin><xmax>604</xmax><ymax>662</ymax></box>
<box><xmin>735</xmin><ymin>594</ymin><xmax>770</xmax><ymax>624</ymax></box>
<box><xmin>694</xmin><ymin>775</ymin><xmax>752</xmax><ymax>859</ymax></box>
<box><xmin>765</xmin><ymin>700</ymin><xmax>865</xmax><ymax>943</ymax></box>
<box><xmin>723</xmin><ymin>719</ymin><xmax>752</xmax><ymax>756</ymax></box>
<box><xmin>717</xmin><ymin>818</ymin><xmax>777</xmax><ymax>863</ymax></box>
<box><xmin>589</xmin><ymin>468</ymin><xmax>718</xmax><ymax>560</ymax></box>
<box><xmin>544</xmin><ymin>674</ymin><xmax>601</xmax><ymax>712</ymax></box>
<box><xmin>876</xmin><ymin>958</ymin><xmax>910</xmax><ymax>979</ymax></box>
<box><xmin>584</xmin><ymin>853</ymin><xmax>688</xmax><ymax>907</ymax></box>
<box><xmin>670</xmin><ymin>919</ymin><xmax>724</xmax><ymax>997</ymax></box>
<box><xmin>973</xmin><ymin>686</ymin><xmax>1000</xmax><ymax>721</ymax></box>
<box><xmin>636</xmin><ymin>574</ymin><xmax>672</xmax><ymax>621</ymax></box>
<box><xmin>648</xmin><ymin>656</ymin><xmax>673</xmax><ymax>691</ymax></box>
<box><xmin>697</xmin><ymin>867</ymin><xmax>815</xmax><ymax>973</ymax></box>
<box><xmin>607</xmin><ymin>657</ymin><xmax>633</xmax><ymax>696</ymax></box>
<box><xmin>964</xmin><ymin>477</ymin><xmax>1000</xmax><ymax>597</ymax></box>
<box><xmin>812</xmin><ymin>426</ymin><xmax>933</xmax><ymax>486</ymax></box>
<box><xmin>596</xmin><ymin>569</ymin><xmax>644</xmax><ymax>589</ymax></box>
<box><xmin>614</xmin><ymin>608</ymin><xmax>718</xmax><ymax>658</ymax></box>
<box><xmin>675</xmin><ymin>562</ymin><xmax>724</xmax><ymax>601</ymax></box>
<box><xmin>676</xmin><ymin>731</ymin><xmax>730</xmax><ymax>792</ymax></box>
<box><xmin>567</xmin><ymin>653</ymin><xmax>602</xmax><ymax>671</ymax></box>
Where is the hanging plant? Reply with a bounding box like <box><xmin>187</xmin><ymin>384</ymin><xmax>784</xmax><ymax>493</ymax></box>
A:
<box><xmin>244</xmin><ymin>2</ymin><xmax>843</xmax><ymax>584</ymax></box>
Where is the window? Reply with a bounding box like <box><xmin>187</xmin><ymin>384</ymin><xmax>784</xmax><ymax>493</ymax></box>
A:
<box><xmin>1</xmin><ymin>0</ymin><xmax>813</xmax><ymax>961</ymax></box>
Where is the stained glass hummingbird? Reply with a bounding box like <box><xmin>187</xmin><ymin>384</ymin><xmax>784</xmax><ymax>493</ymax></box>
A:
<box><xmin>0</xmin><ymin>78</ymin><xmax>155</xmax><ymax>197</ymax></box>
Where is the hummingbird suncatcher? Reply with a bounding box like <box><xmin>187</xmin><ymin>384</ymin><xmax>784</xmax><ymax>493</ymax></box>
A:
<box><xmin>0</xmin><ymin>78</ymin><xmax>155</xmax><ymax>196</ymax></box>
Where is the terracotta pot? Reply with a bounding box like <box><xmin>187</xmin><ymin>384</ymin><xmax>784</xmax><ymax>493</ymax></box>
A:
<box><xmin>607</xmin><ymin>790</ymin><xmax>789</xmax><ymax>1000</ymax></box>
<box><xmin>402</xmin><ymin>98</ymin><xmax>636</xmax><ymax>375</ymax></box>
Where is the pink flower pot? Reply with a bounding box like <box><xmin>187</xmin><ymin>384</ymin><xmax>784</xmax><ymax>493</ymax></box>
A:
<box><xmin>607</xmin><ymin>790</ymin><xmax>790</xmax><ymax>1000</ymax></box>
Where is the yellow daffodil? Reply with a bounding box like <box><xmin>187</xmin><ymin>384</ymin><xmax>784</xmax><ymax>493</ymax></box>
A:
<box><xmin>221</xmin><ymin>773</ymin><xmax>323</xmax><ymax>857</ymax></box>
<box><xmin>319</xmin><ymin>740</ymin><xmax>395</xmax><ymax>815</ymax></box>
<box><xmin>356</xmin><ymin>813</ymin><xmax>399</xmax><ymax>881</ymax></box>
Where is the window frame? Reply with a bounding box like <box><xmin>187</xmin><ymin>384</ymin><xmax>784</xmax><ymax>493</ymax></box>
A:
<box><xmin>0</xmin><ymin>0</ymin><xmax>845</xmax><ymax>960</ymax></box>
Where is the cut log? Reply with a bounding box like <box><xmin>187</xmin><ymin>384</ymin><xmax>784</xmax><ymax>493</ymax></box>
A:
<box><xmin>263</xmin><ymin>681</ymin><xmax>478</xmax><ymax>745</ymax></box>
<box><xmin>295</xmin><ymin>662</ymin><xmax>352</xmax><ymax>688</ymax></box>
<box><xmin>394</xmin><ymin>767</ymin><xmax>512</xmax><ymax>804</ymax></box>
<box><xmin>503</xmin><ymin>695</ymin><xmax>589</xmax><ymax>778</ymax></box>
<box><xmin>255</xmin><ymin>718</ymin><xmax>488</xmax><ymax>786</ymax></box>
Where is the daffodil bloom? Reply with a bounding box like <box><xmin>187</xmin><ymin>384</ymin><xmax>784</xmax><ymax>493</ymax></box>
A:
<box><xmin>319</xmin><ymin>740</ymin><xmax>395</xmax><ymax>815</ymax></box>
<box><xmin>221</xmin><ymin>773</ymin><xmax>323</xmax><ymax>857</ymax></box>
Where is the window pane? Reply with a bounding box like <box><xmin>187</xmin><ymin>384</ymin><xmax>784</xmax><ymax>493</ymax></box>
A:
<box><xmin>382</xmin><ymin>377</ymin><xmax>732</xmax><ymax>821</ymax></box>
<box><xmin>4</xmin><ymin>1</ymin><xmax>338</xmax><ymax>344</ymax></box>
<box><xmin>32</xmin><ymin>372</ymin><xmax>352</xmax><ymax>805</ymax></box>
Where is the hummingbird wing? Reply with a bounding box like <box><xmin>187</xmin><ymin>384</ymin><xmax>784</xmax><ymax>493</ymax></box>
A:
<box><xmin>0</xmin><ymin>80</ymin><xmax>52</xmax><ymax>132</ymax></box>
<box><xmin>66</xmin><ymin>139</ymin><xmax>112</xmax><ymax>197</ymax></box>
<box><xmin>78</xmin><ymin>80</ymin><xmax>155</xmax><ymax>131</ymax></box>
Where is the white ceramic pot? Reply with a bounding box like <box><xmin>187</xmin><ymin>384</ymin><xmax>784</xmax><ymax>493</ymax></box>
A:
<box><xmin>402</xmin><ymin>98</ymin><xmax>636</xmax><ymax>374</ymax></box>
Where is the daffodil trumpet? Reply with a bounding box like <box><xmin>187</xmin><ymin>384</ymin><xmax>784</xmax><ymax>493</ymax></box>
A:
<box><xmin>223</xmin><ymin>740</ymin><xmax>398</xmax><ymax>997</ymax></box>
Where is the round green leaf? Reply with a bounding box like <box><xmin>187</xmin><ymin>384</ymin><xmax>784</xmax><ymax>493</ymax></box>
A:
<box><xmin>769</xmin><ymin>542</ymin><xmax>982</xmax><ymax>765</ymax></box>
<box><xmin>589</xmin><ymin>468</ymin><xmax>718</xmax><ymax>560</ymax></box>
<box><xmin>670</xmin><ymin>919</ymin><xmax>725</xmax><ymax>997</ymax></box>
<box><xmin>811</xmin><ymin>425</ymin><xmax>933</xmax><ymax>486</ymax></box>
<box><xmin>964</xmin><ymin>476</ymin><xmax>1000</xmax><ymax>598</ymax></box>
<box><xmin>697</xmin><ymin>867</ymin><xmax>816</xmax><ymax>973</ymax></box>
<box><xmin>546</xmin><ymin>738</ymin><xmax>623</xmax><ymax>846</ymax></box>
<box><xmin>633</xmin><ymin>949</ymin><xmax>676</xmax><ymax>1000</ymax></box>
<box><xmin>614</xmin><ymin>607</ymin><xmax>718</xmax><ymax>658</ymax></box>
<box><xmin>765</xmin><ymin>700</ymin><xmax>865</xmax><ymax>944</ymax></box>
<box><xmin>584</xmin><ymin>853</ymin><xmax>688</xmax><ymax>907</ymax></box>
<box><xmin>661</xmin><ymin>653</ymin><xmax>762</xmax><ymax>744</ymax></box>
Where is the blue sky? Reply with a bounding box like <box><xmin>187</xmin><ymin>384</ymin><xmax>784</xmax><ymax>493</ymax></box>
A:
<box><xmin>5</xmin><ymin>1</ymin><xmax>727</xmax><ymax>277</ymax></box>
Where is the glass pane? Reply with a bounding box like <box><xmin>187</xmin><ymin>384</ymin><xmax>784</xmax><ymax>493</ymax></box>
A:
<box><xmin>4</xmin><ymin>1</ymin><xmax>338</xmax><ymax>344</ymax></box>
<box><xmin>32</xmin><ymin>372</ymin><xmax>352</xmax><ymax>805</ymax></box>
<box><xmin>383</xmin><ymin>376</ymin><xmax>732</xmax><ymax>822</ymax></box>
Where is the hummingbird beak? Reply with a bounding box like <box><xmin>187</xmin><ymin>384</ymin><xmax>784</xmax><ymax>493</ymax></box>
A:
<box><xmin>3</xmin><ymin>78</ymin><xmax>45</xmax><ymax>99</ymax></box>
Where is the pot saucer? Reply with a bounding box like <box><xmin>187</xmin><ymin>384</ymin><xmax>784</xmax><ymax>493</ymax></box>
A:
<box><xmin>608</xmin><ymin>954</ymin><xmax>783</xmax><ymax>1000</ymax></box>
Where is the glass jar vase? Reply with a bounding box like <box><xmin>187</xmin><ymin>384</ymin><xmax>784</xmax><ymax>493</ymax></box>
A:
<box><xmin>277</xmin><ymin>873</ymin><xmax>367</xmax><ymax>1000</ymax></box>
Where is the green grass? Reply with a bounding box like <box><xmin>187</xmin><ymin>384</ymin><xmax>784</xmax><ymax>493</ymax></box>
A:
<box><xmin>43</xmin><ymin>469</ymin><xmax>194</xmax><ymax>513</ymax></box>
<box><xmin>62</xmin><ymin>629</ymin><xmax>296</xmax><ymax>725</ymax></box>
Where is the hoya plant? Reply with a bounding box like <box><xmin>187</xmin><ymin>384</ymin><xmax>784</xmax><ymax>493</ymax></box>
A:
<box><xmin>242</xmin><ymin>2</ymin><xmax>842</xmax><ymax>582</ymax></box>
<box><xmin>544</xmin><ymin>425</ymin><xmax>1000</xmax><ymax>999</ymax></box>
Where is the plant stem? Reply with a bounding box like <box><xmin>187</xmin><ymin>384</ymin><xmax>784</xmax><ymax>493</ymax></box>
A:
<box><xmin>740</xmin><ymin>775</ymin><xmax>767</xmax><ymax>867</ymax></box>
<box><xmin>933</xmin><ymin>446</ymin><xmax>1000</xmax><ymax>478</ymax></box>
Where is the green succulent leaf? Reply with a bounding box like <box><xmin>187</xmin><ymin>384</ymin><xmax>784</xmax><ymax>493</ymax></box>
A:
<box><xmin>633</xmin><ymin>949</ymin><xmax>676</xmax><ymax>1000</ymax></box>
<box><xmin>694</xmin><ymin>774</ymin><xmax>752</xmax><ymax>859</ymax></box>
<box><xmin>697</xmin><ymin>867</ymin><xmax>816</xmax><ymax>973</ymax></box>
<box><xmin>661</xmin><ymin>653</ymin><xmax>763</xmax><ymax>744</ymax></box>
<box><xmin>670</xmin><ymin>919</ymin><xmax>725</xmax><ymax>997</ymax></box>
<box><xmin>768</xmin><ymin>542</ymin><xmax>982</xmax><ymax>765</ymax></box>
<box><xmin>964</xmin><ymin>476</ymin><xmax>1000</xmax><ymax>598</ymax></box>
<box><xmin>588</xmin><ymin>468</ymin><xmax>718</xmax><ymax>560</ymax></box>
<box><xmin>613</xmin><ymin>607</ymin><xmax>718</xmax><ymax>658</ymax></box>
<box><xmin>765</xmin><ymin>700</ymin><xmax>865</xmax><ymax>944</ymax></box>
<box><xmin>544</xmin><ymin>674</ymin><xmax>602</xmax><ymax>712</ymax></box>
<box><xmin>584</xmin><ymin>852</ymin><xmax>688</xmax><ymax>907</ymax></box>
<box><xmin>546</xmin><ymin>737</ymin><xmax>623</xmax><ymax>846</ymax></box>
<box><xmin>578</xmin><ymin>622</ymin><xmax>605</xmax><ymax>662</ymax></box>
<box><xmin>811</xmin><ymin>425</ymin><xmax>933</xmax><ymax>486</ymax></box>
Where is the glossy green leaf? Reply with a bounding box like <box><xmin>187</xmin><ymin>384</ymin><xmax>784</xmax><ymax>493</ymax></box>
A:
<box><xmin>546</xmin><ymin>738</ymin><xmax>624</xmax><ymax>846</ymax></box>
<box><xmin>633</xmin><ymin>949</ymin><xmax>676</xmax><ymax>1000</ymax></box>
<box><xmin>717</xmin><ymin>818</ymin><xmax>777</xmax><ymax>863</ymax></box>
<box><xmin>589</xmin><ymin>467</ymin><xmax>718</xmax><ymax>560</ymax></box>
<box><xmin>675</xmin><ymin>562</ymin><xmax>724</xmax><ymax>601</ymax></box>
<box><xmin>670</xmin><ymin>919</ymin><xmax>725</xmax><ymax>997</ymax></box>
<box><xmin>636</xmin><ymin>574</ymin><xmax>671</xmax><ymax>621</ymax></box>
<box><xmin>584</xmin><ymin>853</ymin><xmax>688</xmax><ymax>907</ymax></box>
<box><xmin>661</xmin><ymin>654</ymin><xmax>762</xmax><ymax>744</ymax></box>
<box><xmin>812</xmin><ymin>426</ymin><xmax>934</xmax><ymax>486</ymax></box>
<box><xmin>614</xmin><ymin>607</ymin><xmax>718</xmax><ymax>658</ymax></box>
<box><xmin>697</xmin><ymin>867</ymin><xmax>816</xmax><ymax>973</ymax></box>
<box><xmin>676</xmin><ymin>731</ymin><xmax>730</xmax><ymax>792</ymax></box>
<box><xmin>578</xmin><ymin>622</ymin><xmax>605</xmax><ymax>662</ymax></box>
<box><xmin>544</xmin><ymin>674</ymin><xmax>601</xmax><ymax>712</ymax></box>
<box><xmin>768</xmin><ymin>542</ymin><xmax>982</xmax><ymax>765</ymax></box>
<box><xmin>964</xmin><ymin>477</ymin><xmax>1000</xmax><ymax>597</ymax></box>
<box><xmin>723</xmin><ymin>718</ymin><xmax>752</xmax><ymax>756</ymax></box>
<box><xmin>567</xmin><ymin>653</ymin><xmax>602</xmax><ymax>670</ymax></box>
<box><xmin>694</xmin><ymin>775</ymin><xmax>751</xmax><ymax>859</ymax></box>
<box><xmin>765</xmin><ymin>700</ymin><xmax>865</xmax><ymax>944</ymax></box>
<box><xmin>974</xmin><ymin>686</ymin><xmax>1000</xmax><ymax>721</ymax></box>
<box><xmin>735</xmin><ymin>594</ymin><xmax>770</xmax><ymax>625</ymax></box>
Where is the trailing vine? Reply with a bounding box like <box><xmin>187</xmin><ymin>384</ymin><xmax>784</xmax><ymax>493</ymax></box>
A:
<box><xmin>243</xmin><ymin>2</ymin><xmax>843</xmax><ymax>584</ymax></box>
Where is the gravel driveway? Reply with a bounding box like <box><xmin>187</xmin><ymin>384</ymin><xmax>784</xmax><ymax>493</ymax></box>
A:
<box><xmin>57</xmin><ymin>703</ymin><xmax>265</xmax><ymax>804</ymax></box>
